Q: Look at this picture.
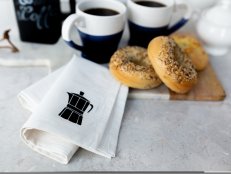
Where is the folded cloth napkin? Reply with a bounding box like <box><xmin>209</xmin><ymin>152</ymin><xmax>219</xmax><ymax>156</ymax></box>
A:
<box><xmin>18</xmin><ymin>66</ymin><xmax>62</xmax><ymax>111</ymax></box>
<box><xmin>19</xmin><ymin>55</ymin><xmax>128</xmax><ymax>164</ymax></box>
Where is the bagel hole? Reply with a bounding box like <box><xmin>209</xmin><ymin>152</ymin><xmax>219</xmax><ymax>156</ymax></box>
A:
<box><xmin>128</xmin><ymin>56</ymin><xmax>150</xmax><ymax>66</ymax></box>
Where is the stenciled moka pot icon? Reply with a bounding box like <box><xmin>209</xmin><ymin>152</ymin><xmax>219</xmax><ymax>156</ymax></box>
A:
<box><xmin>59</xmin><ymin>91</ymin><xmax>93</xmax><ymax>125</ymax></box>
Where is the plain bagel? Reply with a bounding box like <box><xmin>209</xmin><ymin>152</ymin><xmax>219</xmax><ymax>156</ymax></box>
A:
<box><xmin>148</xmin><ymin>36</ymin><xmax>198</xmax><ymax>94</ymax></box>
<box><xmin>109</xmin><ymin>46</ymin><xmax>162</xmax><ymax>89</ymax></box>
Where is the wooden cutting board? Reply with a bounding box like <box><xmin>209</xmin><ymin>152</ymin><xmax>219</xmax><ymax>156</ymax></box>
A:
<box><xmin>169</xmin><ymin>63</ymin><xmax>225</xmax><ymax>101</ymax></box>
<box><xmin>129</xmin><ymin>62</ymin><xmax>226</xmax><ymax>101</ymax></box>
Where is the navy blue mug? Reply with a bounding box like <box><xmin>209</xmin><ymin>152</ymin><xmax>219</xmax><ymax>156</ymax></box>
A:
<box><xmin>127</xmin><ymin>0</ymin><xmax>191</xmax><ymax>48</ymax></box>
<box><xmin>62</xmin><ymin>0</ymin><xmax>126</xmax><ymax>63</ymax></box>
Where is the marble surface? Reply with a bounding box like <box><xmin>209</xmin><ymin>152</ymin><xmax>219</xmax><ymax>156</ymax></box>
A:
<box><xmin>0</xmin><ymin>0</ymin><xmax>231</xmax><ymax>172</ymax></box>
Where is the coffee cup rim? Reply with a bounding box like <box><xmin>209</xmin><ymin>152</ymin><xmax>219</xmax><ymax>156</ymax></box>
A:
<box><xmin>127</xmin><ymin>0</ymin><xmax>174</xmax><ymax>9</ymax></box>
<box><xmin>76</xmin><ymin>0</ymin><xmax>126</xmax><ymax>18</ymax></box>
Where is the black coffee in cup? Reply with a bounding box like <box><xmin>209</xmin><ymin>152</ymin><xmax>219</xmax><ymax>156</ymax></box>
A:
<box><xmin>135</xmin><ymin>1</ymin><xmax>166</xmax><ymax>7</ymax></box>
<box><xmin>84</xmin><ymin>8</ymin><xmax>119</xmax><ymax>16</ymax></box>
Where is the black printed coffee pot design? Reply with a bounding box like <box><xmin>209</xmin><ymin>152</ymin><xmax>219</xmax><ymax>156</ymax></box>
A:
<box><xmin>59</xmin><ymin>91</ymin><xmax>93</xmax><ymax>125</ymax></box>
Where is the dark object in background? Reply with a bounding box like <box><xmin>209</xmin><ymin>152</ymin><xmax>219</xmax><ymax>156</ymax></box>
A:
<box><xmin>13</xmin><ymin>0</ymin><xmax>75</xmax><ymax>44</ymax></box>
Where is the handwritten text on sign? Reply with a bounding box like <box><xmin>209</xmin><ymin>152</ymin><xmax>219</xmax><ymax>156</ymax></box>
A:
<box><xmin>16</xmin><ymin>0</ymin><xmax>57</xmax><ymax>30</ymax></box>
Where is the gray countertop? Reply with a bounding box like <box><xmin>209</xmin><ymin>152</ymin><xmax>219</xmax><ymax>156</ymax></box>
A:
<box><xmin>0</xmin><ymin>0</ymin><xmax>231</xmax><ymax>172</ymax></box>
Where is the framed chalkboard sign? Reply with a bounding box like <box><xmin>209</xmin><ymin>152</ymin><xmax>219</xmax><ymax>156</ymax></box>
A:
<box><xmin>13</xmin><ymin>0</ymin><xmax>75</xmax><ymax>44</ymax></box>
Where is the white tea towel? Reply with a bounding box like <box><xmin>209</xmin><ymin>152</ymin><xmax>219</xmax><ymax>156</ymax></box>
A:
<box><xmin>19</xmin><ymin>66</ymin><xmax>78</xmax><ymax>164</ymax></box>
<box><xmin>18</xmin><ymin>67</ymin><xmax>62</xmax><ymax>111</ymax></box>
<box><xmin>19</xmin><ymin>55</ymin><xmax>128</xmax><ymax>164</ymax></box>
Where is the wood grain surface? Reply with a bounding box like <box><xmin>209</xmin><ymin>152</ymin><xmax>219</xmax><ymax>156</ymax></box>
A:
<box><xmin>169</xmin><ymin>63</ymin><xmax>226</xmax><ymax>101</ymax></box>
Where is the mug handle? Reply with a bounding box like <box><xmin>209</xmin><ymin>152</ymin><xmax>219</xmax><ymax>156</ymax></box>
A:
<box><xmin>167</xmin><ymin>2</ymin><xmax>192</xmax><ymax>34</ymax></box>
<box><xmin>62</xmin><ymin>14</ymin><xmax>83</xmax><ymax>51</ymax></box>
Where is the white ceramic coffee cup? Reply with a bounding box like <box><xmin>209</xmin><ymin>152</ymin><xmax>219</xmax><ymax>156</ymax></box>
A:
<box><xmin>62</xmin><ymin>0</ymin><xmax>127</xmax><ymax>63</ymax></box>
<box><xmin>127</xmin><ymin>0</ymin><xmax>191</xmax><ymax>47</ymax></box>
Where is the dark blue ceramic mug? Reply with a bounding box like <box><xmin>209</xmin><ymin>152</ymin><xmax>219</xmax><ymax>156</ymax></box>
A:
<box><xmin>127</xmin><ymin>0</ymin><xmax>191</xmax><ymax>48</ymax></box>
<box><xmin>62</xmin><ymin>0</ymin><xmax>126</xmax><ymax>63</ymax></box>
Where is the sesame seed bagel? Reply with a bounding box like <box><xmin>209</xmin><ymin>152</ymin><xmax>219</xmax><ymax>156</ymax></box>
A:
<box><xmin>171</xmin><ymin>33</ymin><xmax>209</xmax><ymax>71</ymax></box>
<box><xmin>148</xmin><ymin>36</ymin><xmax>198</xmax><ymax>94</ymax></box>
<box><xmin>109</xmin><ymin>46</ymin><xmax>162</xmax><ymax>89</ymax></box>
